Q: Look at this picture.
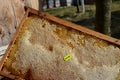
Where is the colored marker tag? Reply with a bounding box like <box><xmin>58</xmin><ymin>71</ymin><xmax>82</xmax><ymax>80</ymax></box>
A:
<box><xmin>64</xmin><ymin>54</ymin><xmax>72</xmax><ymax>61</ymax></box>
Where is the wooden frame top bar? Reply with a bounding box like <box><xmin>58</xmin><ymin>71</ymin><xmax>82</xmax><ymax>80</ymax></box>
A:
<box><xmin>27</xmin><ymin>7</ymin><xmax>120</xmax><ymax>46</ymax></box>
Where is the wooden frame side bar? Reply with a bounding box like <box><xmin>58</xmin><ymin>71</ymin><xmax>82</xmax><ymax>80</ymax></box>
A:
<box><xmin>0</xmin><ymin>8</ymin><xmax>29</xmax><ymax>71</ymax></box>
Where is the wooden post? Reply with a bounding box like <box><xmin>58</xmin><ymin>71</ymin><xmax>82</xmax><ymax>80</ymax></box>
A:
<box><xmin>95</xmin><ymin>0</ymin><xmax>112</xmax><ymax>36</ymax></box>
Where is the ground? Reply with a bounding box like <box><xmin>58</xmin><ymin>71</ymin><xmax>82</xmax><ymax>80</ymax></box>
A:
<box><xmin>45</xmin><ymin>1</ymin><xmax>120</xmax><ymax>39</ymax></box>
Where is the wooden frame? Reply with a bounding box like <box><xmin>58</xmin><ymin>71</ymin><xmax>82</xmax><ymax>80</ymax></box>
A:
<box><xmin>0</xmin><ymin>7</ymin><xmax>120</xmax><ymax>79</ymax></box>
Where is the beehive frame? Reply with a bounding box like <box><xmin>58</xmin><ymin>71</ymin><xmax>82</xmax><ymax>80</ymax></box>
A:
<box><xmin>0</xmin><ymin>7</ymin><xmax>120</xmax><ymax>79</ymax></box>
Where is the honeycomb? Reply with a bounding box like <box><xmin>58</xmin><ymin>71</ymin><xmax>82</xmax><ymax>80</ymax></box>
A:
<box><xmin>4</xmin><ymin>15</ymin><xmax>120</xmax><ymax>80</ymax></box>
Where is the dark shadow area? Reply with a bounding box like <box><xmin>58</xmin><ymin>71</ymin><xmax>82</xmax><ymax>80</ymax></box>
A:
<box><xmin>56</xmin><ymin>14</ymin><xmax>72</xmax><ymax>19</ymax></box>
<box><xmin>111</xmin><ymin>10</ymin><xmax>120</xmax><ymax>39</ymax></box>
<box><xmin>56</xmin><ymin>14</ymin><xmax>95</xmax><ymax>30</ymax></box>
<box><xmin>72</xmin><ymin>17</ymin><xmax>95</xmax><ymax>30</ymax></box>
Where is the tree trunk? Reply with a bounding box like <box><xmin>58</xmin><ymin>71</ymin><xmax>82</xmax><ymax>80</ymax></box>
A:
<box><xmin>60</xmin><ymin>0</ymin><xmax>67</xmax><ymax>7</ymax></box>
<box><xmin>76</xmin><ymin>0</ymin><xmax>80</xmax><ymax>13</ymax></box>
<box><xmin>53</xmin><ymin>0</ymin><xmax>56</xmax><ymax>7</ymax></box>
<box><xmin>38</xmin><ymin>0</ymin><xmax>43</xmax><ymax>11</ymax></box>
<box><xmin>80</xmin><ymin>0</ymin><xmax>85</xmax><ymax>14</ymax></box>
<box><xmin>46</xmin><ymin>0</ymin><xmax>49</xmax><ymax>9</ymax></box>
<box><xmin>95</xmin><ymin>0</ymin><xmax>112</xmax><ymax>36</ymax></box>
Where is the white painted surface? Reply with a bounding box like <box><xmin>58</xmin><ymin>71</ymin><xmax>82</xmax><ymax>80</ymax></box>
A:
<box><xmin>67</xmin><ymin>0</ymin><xmax>72</xmax><ymax>6</ymax></box>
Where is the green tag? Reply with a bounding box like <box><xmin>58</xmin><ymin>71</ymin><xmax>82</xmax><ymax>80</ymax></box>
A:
<box><xmin>64</xmin><ymin>54</ymin><xmax>72</xmax><ymax>61</ymax></box>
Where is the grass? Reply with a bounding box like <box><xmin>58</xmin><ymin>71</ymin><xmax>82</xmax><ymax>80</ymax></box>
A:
<box><xmin>45</xmin><ymin>5</ymin><xmax>95</xmax><ymax>22</ymax></box>
<box><xmin>45</xmin><ymin>1</ymin><xmax>120</xmax><ymax>39</ymax></box>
